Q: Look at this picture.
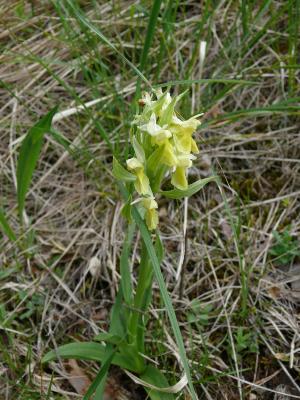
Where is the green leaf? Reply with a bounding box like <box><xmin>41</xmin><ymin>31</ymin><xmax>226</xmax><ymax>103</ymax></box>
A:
<box><xmin>0</xmin><ymin>207</ymin><xmax>16</xmax><ymax>242</ymax></box>
<box><xmin>160</xmin><ymin>176</ymin><xmax>217</xmax><ymax>199</ymax></box>
<box><xmin>42</xmin><ymin>342</ymin><xmax>143</xmax><ymax>373</ymax></box>
<box><xmin>140</xmin><ymin>365</ymin><xmax>175</xmax><ymax>400</ymax></box>
<box><xmin>113</xmin><ymin>157</ymin><xmax>136</xmax><ymax>182</ymax></box>
<box><xmin>17</xmin><ymin>107</ymin><xmax>58</xmax><ymax>219</ymax></box>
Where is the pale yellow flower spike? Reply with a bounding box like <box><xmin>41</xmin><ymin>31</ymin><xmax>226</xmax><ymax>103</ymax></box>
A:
<box><xmin>126</xmin><ymin>89</ymin><xmax>201</xmax><ymax>230</ymax></box>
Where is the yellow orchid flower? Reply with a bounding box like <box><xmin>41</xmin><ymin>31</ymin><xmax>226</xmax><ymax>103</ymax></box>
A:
<box><xmin>139</xmin><ymin>113</ymin><xmax>178</xmax><ymax>167</ymax></box>
<box><xmin>126</xmin><ymin>157</ymin><xmax>151</xmax><ymax>195</ymax></box>
<box><xmin>142</xmin><ymin>198</ymin><xmax>159</xmax><ymax>231</ymax></box>
<box><xmin>170</xmin><ymin>115</ymin><xmax>200</xmax><ymax>154</ymax></box>
<box><xmin>139</xmin><ymin>113</ymin><xmax>172</xmax><ymax>146</ymax></box>
<box><xmin>160</xmin><ymin>140</ymin><xmax>178</xmax><ymax>167</ymax></box>
<box><xmin>171</xmin><ymin>153</ymin><xmax>196</xmax><ymax>190</ymax></box>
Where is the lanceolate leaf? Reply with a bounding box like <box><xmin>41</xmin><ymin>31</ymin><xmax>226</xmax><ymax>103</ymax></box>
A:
<box><xmin>160</xmin><ymin>176</ymin><xmax>217</xmax><ymax>199</ymax></box>
<box><xmin>42</xmin><ymin>342</ymin><xmax>143</xmax><ymax>373</ymax></box>
<box><xmin>17</xmin><ymin>107</ymin><xmax>58</xmax><ymax>219</ymax></box>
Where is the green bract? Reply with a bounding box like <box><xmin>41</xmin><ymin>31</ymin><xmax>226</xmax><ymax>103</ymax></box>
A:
<box><xmin>127</xmin><ymin>89</ymin><xmax>201</xmax><ymax>230</ymax></box>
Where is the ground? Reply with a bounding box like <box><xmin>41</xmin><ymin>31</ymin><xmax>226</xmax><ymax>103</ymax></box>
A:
<box><xmin>0</xmin><ymin>1</ymin><xmax>300</xmax><ymax>399</ymax></box>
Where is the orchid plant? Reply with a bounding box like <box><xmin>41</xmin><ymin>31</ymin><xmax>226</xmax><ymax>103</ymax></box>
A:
<box><xmin>43</xmin><ymin>89</ymin><xmax>216</xmax><ymax>400</ymax></box>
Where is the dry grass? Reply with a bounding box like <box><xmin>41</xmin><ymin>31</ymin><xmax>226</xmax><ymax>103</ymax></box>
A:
<box><xmin>1</xmin><ymin>1</ymin><xmax>300</xmax><ymax>399</ymax></box>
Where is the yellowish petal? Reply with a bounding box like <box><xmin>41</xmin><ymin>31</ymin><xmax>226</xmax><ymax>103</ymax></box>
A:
<box><xmin>161</xmin><ymin>141</ymin><xmax>178</xmax><ymax>167</ymax></box>
<box><xmin>173</xmin><ymin>132</ymin><xmax>192</xmax><ymax>153</ymax></box>
<box><xmin>126</xmin><ymin>157</ymin><xmax>143</xmax><ymax>170</ymax></box>
<box><xmin>145</xmin><ymin>208</ymin><xmax>158</xmax><ymax>230</ymax></box>
<box><xmin>171</xmin><ymin>166</ymin><xmax>188</xmax><ymax>190</ymax></box>
<box><xmin>142</xmin><ymin>197</ymin><xmax>158</xmax><ymax>210</ymax></box>
<box><xmin>135</xmin><ymin>170</ymin><xmax>151</xmax><ymax>195</ymax></box>
<box><xmin>172</xmin><ymin>115</ymin><xmax>200</xmax><ymax>134</ymax></box>
<box><xmin>177</xmin><ymin>153</ymin><xmax>194</xmax><ymax>168</ymax></box>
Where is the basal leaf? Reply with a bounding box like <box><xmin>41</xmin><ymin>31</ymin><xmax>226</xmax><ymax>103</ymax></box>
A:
<box><xmin>42</xmin><ymin>342</ymin><xmax>143</xmax><ymax>373</ymax></box>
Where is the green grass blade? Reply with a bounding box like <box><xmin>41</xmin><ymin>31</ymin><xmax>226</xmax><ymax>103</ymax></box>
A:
<box><xmin>201</xmin><ymin>101</ymin><xmax>300</xmax><ymax>128</ymax></box>
<box><xmin>155</xmin><ymin>78</ymin><xmax>258</xmax><ymax>88</ymax></box>
<box><xmin>288</xmin><ymin>0</ymin><xmax>300</xmax><ymax>95</ymax></box>
<box><xmin>82</xmin><ymin>345</ymin><xmax>115</xmax><ymax>400</ymax></box>
<box><xmin>65</xmin><ymin>0</ymin><xmax>150</xmax><ymax>87</ymax></box>
<box><xmin>241</xmin><ymin>0</ymin><xmax>249</xmax><ymax>37</ymax></box>
<box><xmin>139</xmin><ymin>0</ymin><xmax>163</xmax><ymax>72</ymax></box>
<box><xmin>135</xmin><ymin>0</ymin><xmax>163</xmax><ymax>97</ymax></box>
<box><xmin>0</xmin><ymin>208</ymin><xmax>16</xmax><ymax>242</ymax></box>
<box><xmin>17</xmin><ymin>107</ymin><xmax>58</xmax><ymax>219</ymax></box>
